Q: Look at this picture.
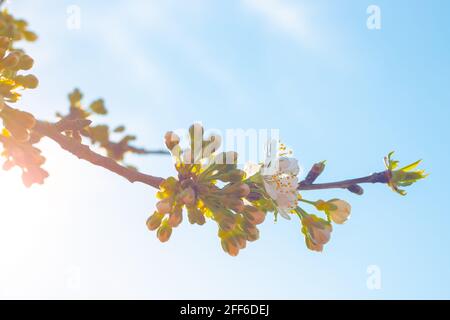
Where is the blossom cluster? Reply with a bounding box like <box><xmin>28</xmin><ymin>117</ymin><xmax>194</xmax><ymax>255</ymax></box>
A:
<box><xmin>0</xmin><ymin>9</ymin><xmax>45</xmax><ymax>186</ymax></box>
<box><xmin>148</xmin><ymin>124</ymin><xmax>427</xmax><ymax>256</ymax></box>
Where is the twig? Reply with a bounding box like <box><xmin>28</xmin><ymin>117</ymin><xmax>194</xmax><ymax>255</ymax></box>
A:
<box><xmin>33</xmin><ymin>121</ymin><xmax>165</xmax><ymax>189</ymax></box>
<box><xmin>298</xmin><ymin>171</ymin><xmax>389</xmax><ymax>191</ymax></box>
<box><xmin>32</xmin><ymin>121</ymin><xmax>390</xmax><ymax>193</ymax></box>
<box><xmin>54</xmin><ymin>118</ymin><xmax>170</xmax><ymax>156</ymax></box>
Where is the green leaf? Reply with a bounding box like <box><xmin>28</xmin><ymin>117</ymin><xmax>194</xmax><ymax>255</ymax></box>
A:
<box><xmin>89</xmin><ymin>99</ymin><xmax>107</xmax><ymax>115</ymax></box>
<box><xmin>399</xmin><ymin>159</ymin><xmax>422</xmax><ymax>172</ymax></box>
<box><xmin>113</xmin><ymin>125</ymin><xmax>125</xmax><ymax>133</ymax></box>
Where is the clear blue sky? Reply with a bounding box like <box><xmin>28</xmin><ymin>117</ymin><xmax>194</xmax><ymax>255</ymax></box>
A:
<box><xmin>0</xmin><ymin>0</ymin><xmax>449</xmax><ymax>299</ymax></box>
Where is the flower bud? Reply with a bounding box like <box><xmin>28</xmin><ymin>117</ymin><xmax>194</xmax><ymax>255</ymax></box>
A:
<box><xmin>15</xmin><ymin>74</ymin><xmax>39</xmax><ymax>88</ymax></box>
<box><xmin>179</xmin><ymin>187</ymin><xmax>196</xmax><ymax>205</ymax></box>
<box><xmin>302</xmin><ymin>214</ymin><xmax>332</xmax><ymax>246</ymax></box>
<box><xmin>347</xmin><ymin>184</ymin><xmax>364</xmax><ymax>195</ymax></box>
<box><xmin>168</xmin><ymin>206</ymin><xmax>183</xmax><ymax>228</ymax></box>
<box><xmin>146</xmin><ymin>212</ymin><xmax>164</xmax><ymax>231</ymax></box>
<box><xmin>24</xmin><ymin>31</ymin><xmax>38</xmax><ymax>42</ymax></box>
<box><xmin>245</xmin><ymin>225</ymin><xmax>259</xmax><ymax>242</ymax></box>
<box><xmin>1</xmin><ymin>52</ymin><xmax>20</xmax><ymax>68</ymax></box>
<box><xmin>156</xmin><ymin>199</ymin><xmax>172</xmax><ymax>214</ymax></box>
<box><xmin>303</xmin><ymin>161</ymin><xmax>325</xmax><ymax>184</ymax></box>
<box><xmin>218</xmin><ymin>215</ymin><xmax>237</xmax><ymax>232</ymax></box>
<box><xmin>202</xmin><ymin>134</ymin><xmax>221</xmax><ymax>156</ymax></box>
<box><xmin>237</xmin><ymin>183</ymin><xmax>251</xmax><ymax>197</ymax></box>
<box><xmin>164</xmin><ymin>131</ymin><xmax>180</xmax><ymax>151</ymax></box>
<box><xmin>327</xmin><ymin>199</ymin><xmax>351</xmax><ymax>224</ymax></box>
<box><xmin>243</xmin><ymin>206</ymin><xmax>266</xmax><ymax>225</ymax></box>
<box><xmin>227</xmin><ymin>198</ymin><xmax>245</xmax><ymax>213</ymax></box>
<box><xmin>235</xmin><ymin>235</ymin><xmax>247</xmax><ymax>249</ymax></box>
<box><xmin>0</xmin><ymin>36</ymin><xmax>10</xmax><ymax>49</ymax></box>
<box><xmin>187</xmin><ymin>206</ymin><xmax>206</xmax><ymax>225</ymax></box>
<box><xmin>18</xmin><ymin>55</ymin><xmax>34</xmax><ymax>70</ymax></box>
<box><xmin>221</xmin><ymin>238</ymin><xmax>239</xmax><ymax>257</ymax></box>
<box><xmin>157</xmin><ymin>222</ymin><xmax>172</xmax><ymax>242</ymax></box>
<box><xmin>305</xmin><ymin>236</ymin><xmax>323</xmax><ymax>252</ymax></box>
<box><xmin>189</xmin><ymin>123</ymin><xmax>204</xmax><ymax>140</ymax></box>
<box><xmin>223</xmin><ymin>182</ymin><xmax>249</xmax><ymax>196</ymax></box>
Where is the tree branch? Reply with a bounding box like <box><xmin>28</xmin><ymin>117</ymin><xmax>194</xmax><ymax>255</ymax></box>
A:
<box><xmin>33</xmin><ymin>121</ymin><xmax>165</xmax><ymax>189</ymax></box>
<box><xmin>298</xmin><ymin>171</ymin><xmax>389</xmax><ymax>192</ymax></box>
<box><xmin>53</xmin><ymin>118</ymin><xmax>170</xmax><ymax>155</ymax></box>
<box><xmin>32</xmin><ymin>120</ymin><xmax>390</xmax><ymax>194</ymax></box>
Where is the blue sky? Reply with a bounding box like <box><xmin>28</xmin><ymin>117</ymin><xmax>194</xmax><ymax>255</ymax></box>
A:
<box><xmin>0</xmin><ymin>0</ymin><xmax>449</xmax><ymax>299</ymax></box>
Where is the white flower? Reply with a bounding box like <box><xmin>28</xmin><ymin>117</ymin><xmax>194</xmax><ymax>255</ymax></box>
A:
<box><xmin>262</xmin><ymin>157</ymin><xmax>300</xmax><ymax>220</ymax></box>
<box><xmin>278</xmin><ymin>157</ymin><xmax>300</xmax><ymax>176</ymax></box>
<box><xmin>244</xmin><ymin>143</ymin><xmax>301</xmax><ymax>220</ymax></box>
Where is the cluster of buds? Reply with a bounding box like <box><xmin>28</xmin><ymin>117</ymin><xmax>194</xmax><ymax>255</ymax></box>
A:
<box><xmin>147</xmin><ymin>124</ymin><xmax>267</xmax><ymax>256</ymax></box>
<box><xmin>299</xmin><ymin>211</ymin><xmax>333</xmax><ymax>252</ymax></box>
<box><xmin>0</xmin><ymin>11</ymin><xmax>45</xmax><ymax>188</ymax></box>
<box><xmin>0</xmin><ymin>128</ymin><xmax>48</xmax><ymax>186</ymax></box>
<box><xmin>0</xmin><ymin>10</ymin><xmax>37</xmax><ymax>42</ymax></box>
<box><xmin>218</xmin><ymin>205</ymin><xmax>265</xmax><ymax>256</ymax></box>
<box><xmin>56</xmin><ymin>88</ymin><xmax>145</xmax><ymax>163</ymax></box>
<box><xmin>0</xmin><ymin>103</ymin><xmax>35</xmax><ymax>142</ymax></box>
<box><xmin>0</xmin><ymin>35</ymin><xmax>38</xmax><ymax>102</ymax></box>
<box><xmin>384</xmin><ymin>151</ymin><xmax>427</xmax><ymax>195</ymax></box>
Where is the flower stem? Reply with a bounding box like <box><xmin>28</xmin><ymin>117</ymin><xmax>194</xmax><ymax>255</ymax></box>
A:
<box><xmin>298</xmin><ymin>171</ymin><xmax>389</xmax><ymax>192</ymax></box>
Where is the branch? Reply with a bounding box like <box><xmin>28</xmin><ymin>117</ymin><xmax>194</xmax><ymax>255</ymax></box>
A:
<box><xmin>33</xmin><ymin>120</ymin><xmax>389</xmax><ymax>194</ymax></box>
<box><xmin>53</xmin><ymin>118</ymin><xmax>170</xmax><ymax>155</ymax></box>
<box><xmin>298</xmin><ymin>171</ymin><xmax>389</xmax><ymax>192</ymax></box>
<box><xmin>33</xmin><ymin>121</ymin><xmax>165</xmax><ymax>189</ymax></box>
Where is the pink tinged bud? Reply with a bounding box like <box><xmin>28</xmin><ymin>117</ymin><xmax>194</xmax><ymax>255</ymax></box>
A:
<box><xmin>309</xmin><ymin>224</ymin><xmax>332</xmax><ymax>245</ymax></box>
<box><xmin>328</xmin><ymin>199</ymin><xmax>351</xmax><ymax>224</ymax></box>
<box><xmin>157</xmin><ymin>224</ymin><xmax>172</xmax><ymax>242</ymax></box>
<box><xmin>243</xmin><ymin>206</ymin><xmax>266</xmax><ymax>225</ymax></box>
<box><xmin>238</xmin><ymin>183</ymin><xmax>251</xmax><ymax>197</ymax></box>
<box><xmin>180</xmin><ymin>187</ymin><xmax>196</xmax><ymax>205</ymax></box>
<box><xmin>229</xmin><ymin>199</ymin><xmax>245</xmax><ymax>213</ymax></box>
<box><xmin>168</xmin><ymin>210</ymin><xmax>183</xmax><ymax>228</ymax></box>
<box><xmin>164</xmin><ymin>131</ymin><xmax>180</xmax><ymax>151</ymax></box>
<box><xmin>305</xmin><ymin>237</ymin><xmax>324</xmax><ymax>252</ymax></box>
<box><xmin>221</xmin><ymin>239</ymin><xmax>239</xmax><ymax>257</ymax></box>
<box><xmin>187</xmin><ymin>206</ymin><xmax>206</xmax><ymax>225</ymax></box>
<box><xmin>146</xmin><ymin>212</ymin><xmax>164</xmax><ymax>231</ymax></box>
<box><xmin>236</xmin><ymin>235</ymin><xmax>247</xmax><ymax>249</ymax></box>
<box><xmin>156</xmin><ymin>199</ymin><xmax>172</xmax><ymax>214</ymax></box>
<box><xmin>302</xmin><ymin>215</ymin><xmax>332</xmax><ymax>247</ymax></box>
<box><xmin>246</xmin><ymin>226</ymin><xmax>260</xmax><ymax>242</ymax></box>
<box><xmin>219</xmin><ymin>216</ymin><xmax>236</xmax><ymax>232</ymax></box>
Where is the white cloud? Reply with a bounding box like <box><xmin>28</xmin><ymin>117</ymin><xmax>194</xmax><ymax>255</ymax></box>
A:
<box><xmin>242</xmin><ymin>0</ymin><xmax>313</xmax><ymax>47</ymax></box>
<box><xmin>110</xmin><ymin>1</ymin><xmax>248</xmax><ymax>104</ymax></box>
